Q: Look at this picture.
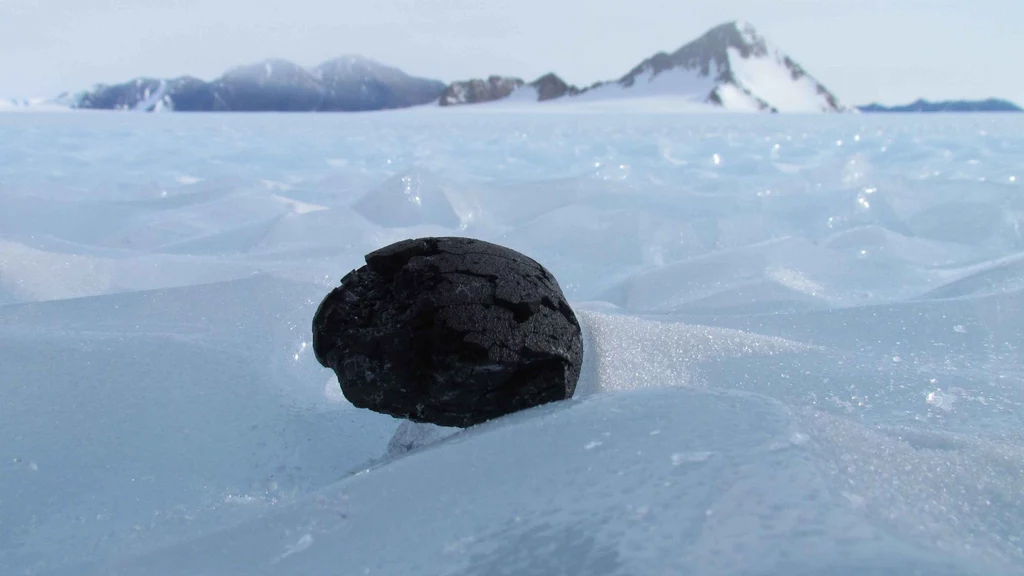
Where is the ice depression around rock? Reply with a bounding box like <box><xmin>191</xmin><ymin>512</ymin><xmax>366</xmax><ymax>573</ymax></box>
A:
<box><xmin>312</xmin><ymin>237</ymin><xmax>584</xmax><ymax>428</ymax></box>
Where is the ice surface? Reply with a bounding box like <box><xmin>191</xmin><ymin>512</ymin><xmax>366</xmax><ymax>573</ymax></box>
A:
<box><xmin>1</xmin><ymin>110</ymin><xmax>1023</xmax><ymax>575</ymax></box>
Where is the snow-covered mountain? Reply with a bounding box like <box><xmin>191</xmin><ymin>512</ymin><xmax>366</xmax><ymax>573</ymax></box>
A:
<box><xmin>585</xmin><ymin>21</ymin><xmax>848</xmax><ymax>112</ymax></box>
<box><xmin>69</xmin><ymin>56</ymin><xmax>446</xmax><ymax>112</ymax></box>
<box><xmin>443</xmin><ymin>21</ymin><xmax>849</xmax><ymax>113</ymax></box>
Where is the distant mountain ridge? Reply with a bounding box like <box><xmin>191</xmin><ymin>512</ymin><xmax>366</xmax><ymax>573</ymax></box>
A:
<box><xmin>7</xmin><ymin>22</ymin><xmax>1018</xmax><ymax>114</ymax></box>
<box><xmin>858</xmin><ymin>98</ymin><xmax>1022</xmax><ymax>113</ymax></box>
<box><xmin>71</xmin><ymin>56</ymin><xmax>446</xmax><ymax>112</ymax></box>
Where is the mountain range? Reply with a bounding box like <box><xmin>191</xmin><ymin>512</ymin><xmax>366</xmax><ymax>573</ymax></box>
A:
<box><xmin>62</xmin><ymin>56</ymin><xmax>446</xmax><ymax>112</ymax></box>
<box><xmin>2</xmin><ymin>21</ymin><xmax>1019</xmax><ymax>114</ymax></box>
<box><xmin>857</xmin><ymin>98</ymin><xmax>1022</xmax><ymax>113</ymax></box>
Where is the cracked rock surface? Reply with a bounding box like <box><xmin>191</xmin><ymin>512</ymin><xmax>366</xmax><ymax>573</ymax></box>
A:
<box><xmin>312</xmin><ymin>237</ymin><xmax>583</xmax><ymax>428</ymax></box>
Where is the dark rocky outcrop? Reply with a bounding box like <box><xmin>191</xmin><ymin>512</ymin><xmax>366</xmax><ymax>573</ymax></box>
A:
<box><xmin>438</xmin><ymin>73</ymin><xmax>579</xmax><ymax>105</ymax></box>
<box><xmin>529</xmin><ymin>73</ymin><xmax>580</xmax><ymax>101</ymax></box>
<box><xmin>312</xmin><ymin>237</ymin><xmax>583</xmax><ymax>428</ymax></box>
<box><xmin>439</xmin><ymin>76</ymin><xmax>525</xmax><ymax>106</ymax></box>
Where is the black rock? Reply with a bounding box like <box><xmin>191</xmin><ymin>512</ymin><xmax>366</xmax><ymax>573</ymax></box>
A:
<box><xmin>312</xmin><ymin>237</ymin><xmax>583</xmax><ymax>428</ymax></box>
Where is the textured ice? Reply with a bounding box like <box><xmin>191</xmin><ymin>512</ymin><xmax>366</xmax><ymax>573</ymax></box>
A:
<box><xmin>1</xmin><ymin>110</ymin><xmax>1023</xmax><ymax>575</ymax></box>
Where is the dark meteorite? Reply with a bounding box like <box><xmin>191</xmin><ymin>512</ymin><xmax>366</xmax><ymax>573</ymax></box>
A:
<box><xmin>312</xmin><ymin>237</ymin><xmax>583</xmax><ymax>427</ymax></box>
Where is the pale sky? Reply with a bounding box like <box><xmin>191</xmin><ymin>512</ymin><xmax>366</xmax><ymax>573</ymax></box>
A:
<box><xmin>1</xmin><ymin>0</ymin><xmax>1021</xmax><ymax>106</ymax></box>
